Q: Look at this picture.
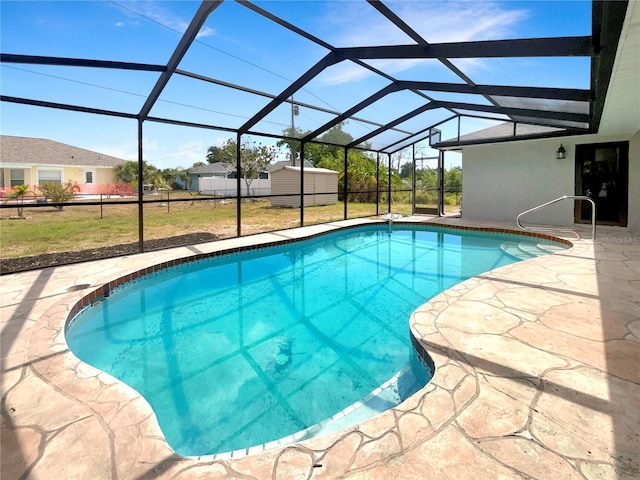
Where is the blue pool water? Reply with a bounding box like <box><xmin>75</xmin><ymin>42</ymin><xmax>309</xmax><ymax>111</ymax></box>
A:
<box><xmin>66</xmin><ymin>225</ymin><xmax>565</xmax><ymax>456</ymax></box>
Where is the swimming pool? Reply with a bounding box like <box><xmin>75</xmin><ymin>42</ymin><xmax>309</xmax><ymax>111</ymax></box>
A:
<box><xmin>66</xmin><ymin>224</ymin><xmax>566</xmax><ymax>457</ymax></box>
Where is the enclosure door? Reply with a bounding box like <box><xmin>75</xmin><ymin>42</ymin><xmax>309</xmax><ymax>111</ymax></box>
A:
<box><xmin>575</xmin><ymin>142</ymin><xmax>629</xmax><ymax>226</ymax></box>
<box><xmin>414</xmin><ymin>154</ymin><xmax>440</xmax><ymax>215</ymax></box>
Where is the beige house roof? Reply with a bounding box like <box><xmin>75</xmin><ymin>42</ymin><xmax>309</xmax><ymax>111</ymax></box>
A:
<box><xmin>0</xmin><ymin>135</ymin><xmax>126</xmax><ymax>168</ymax></box>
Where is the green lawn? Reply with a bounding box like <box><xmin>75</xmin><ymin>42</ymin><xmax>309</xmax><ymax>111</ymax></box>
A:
<box><xmin>0</xmin><ymin>197</ymin><xmax>378</xmax><ymax>258</ymax></box>
<box><xmin>1</xmin><ymin>193</ymin><xmax>460</xmax><ymax>259</ymax></box>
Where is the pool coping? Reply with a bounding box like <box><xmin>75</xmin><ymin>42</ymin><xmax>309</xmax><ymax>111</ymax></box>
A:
<box><xmin>3</xmin><ymin>217</ymin><xmax>639</xmax><ymax>479</ymax></box>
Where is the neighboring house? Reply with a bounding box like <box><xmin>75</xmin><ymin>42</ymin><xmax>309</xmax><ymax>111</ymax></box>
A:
<box><xmin>189</xmin><ymin>159</ymin><xmax>314</xmax><ymax>196</ymax></box>
<box><xmin>270</xmin><ymin>165</ymin><xmax>339</xmax><ymax>208</ymax></box>
<box><xmin>185</xmin><ymin>162</ymin><xmax>236</xmax><ymax>190</ymax></box>
<box><xmin>189</xmin><ymin>162</ymin><xmax>267</xmax><ymax>196</ymax></box>
<box><xmin>436</xmin><ymin>1</ymin><xmax>640</xmax><ymax>233</ymax></box>
<box><xmin>0</xmin><ymin>135</ymin><xmax>127</xmax><ymax>195</ymax></box>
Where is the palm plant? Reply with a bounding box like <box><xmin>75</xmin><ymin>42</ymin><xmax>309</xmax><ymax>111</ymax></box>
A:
<box><xmin>9</xmin><ymin>185</ymin><xmax>32</xmax><ymax>217</ymax></box>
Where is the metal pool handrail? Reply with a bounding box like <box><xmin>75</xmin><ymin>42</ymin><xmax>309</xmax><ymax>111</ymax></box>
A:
<box><xmin>516</xmin><ymin>195</ymin><xmax>596</xmax><ymax>240</ymax></box>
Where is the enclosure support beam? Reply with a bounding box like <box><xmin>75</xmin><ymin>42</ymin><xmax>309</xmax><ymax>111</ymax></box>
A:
<box><xmin>412</xmin><ymin>144</ymin><xmax>416</xmax><ymax>215</ymax></box>
<box><xmin>590</xmin><ymin>0</ymin><xmax>629</xmax><ymax>132</ymax></box>
<box><xmin>376</xmin><ymin>152</ymin><xmax>380</xmax><ymax>217</ymax></box>
<box><xmin>434</xmin><ymin>127</ymin><xmax>588</xmax><ymax>149</ymax></box>
<box><xmin>438</xmin><ymin>150</ymin><xmax>445</xmax><ymax>217</ymax></box>
<box><xmin>387</xmin><ymin>153</ymin><xmax>392</xmax><ymax>214</ymax></box>
<box><xmin>300</xmin><ymin>142</ymin><xmax>305</xmax><ymax>226</ymax></box>
<box><xmin>139</xmin><ymin>0</ymin><xmax>222</xmax><ymax>122</ymax></box>
<box><xmin>236</xmin><ymin>133</ymin><xmax>242</xmax><ymax>238</ymax></box>
<box><xmin>336</xmin><ymin>37</ymin><xmax>593</xmax><ymax>60</ymax></box>
<box><xmin>0</xmin><ymin>54</ymin><xmax>166</xmax><ymax>72</ymax></box>
<box><xmin>395</xmin><ymin>80</ymin><xmax>591</xmax><ymax>102</ymax></box>
<box><xmin>343</xmin><ymin>147</ymin><xmax>348</xmax><ymax>220</ymax></box>
<box><xmin>383</xmin><ymin>116</ymin><xmax>456</xmax><ymax>154</ymax></box>
<box><xmin>238</xmin><ymin>52</ymin><xmax>340</xmax><ymax>135</ymax></box>
<box><xmin>442</xmin><ymin>100</ymin><xmax>589</xmax><ymax>123</ymax></box>
<box><xmin>302</xmin><ymin>83</ymin><xmax>400</xmax><ymax>143</ymax></box>
<box><xmin>137</xmin><ymin>120</ymin><xmax>145</xmax><ymax>253</ymax></box>
<box><xmin>348</xmin><ymin>102</ymin><xmax>440</xmax><ymax>148</ymax></box>
<box><xmin>366</xmin><ymin>0</ymin><xmax>515</xmax><ymax>122</ymax></box>
<box><xmin>0</xmin><ymin>95</ymin><xmax>137</xmax><ymax>119</ymax></box>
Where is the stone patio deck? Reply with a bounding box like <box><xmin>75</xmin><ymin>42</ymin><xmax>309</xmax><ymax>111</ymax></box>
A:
<box><xmin>2</xmin><ymin>218</ymin><xmax>639</xmax><ymax>479</ymax></box>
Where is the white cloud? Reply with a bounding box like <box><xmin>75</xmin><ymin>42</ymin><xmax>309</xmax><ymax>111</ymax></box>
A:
<box><xmin>397</xmin><ymin>1</ymin><xmax>529</xmax><ymax>43</ymax></box>
<box><xmin>114</xmin><ymin>1</ymin><xmax>215</xmax><ymax>38</ymax></box>
<box><xmin>196</xmin><ymin>26</ymin><xmax>216</xmax><ymax>39</ymax></box>
<box><xmin>318</xmin><ymin>1</ymin><xmax>529</xmax><ymax>84</ymax></box>
<box><xmin>115</xmin><ymin>22</ymin><xmax>125</xmax><ymax>28</ymax></box>
<box><xmin>145</xmin><ymin>139</ymin><xmax>212</xmax><ymax>169</ymax></box>
<box><xmin>133</xmin><ymin>2</ymin><xmax>188</xmax><ymax>33</ymax></box>
<box><xmin>316</xmin><ymin>62</ymin><xmax>375</xmax><ymax>85</ymax></box>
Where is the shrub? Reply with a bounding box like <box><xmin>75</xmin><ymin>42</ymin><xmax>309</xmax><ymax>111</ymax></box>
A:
<box><xmin>38</xmin><ymin>181</ymin><xmax>75</xmax><ymax>210</ymax></box>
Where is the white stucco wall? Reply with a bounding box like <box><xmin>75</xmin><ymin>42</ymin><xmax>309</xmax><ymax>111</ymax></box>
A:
<box><xmin>461</xmin><ymin>132</ymin><xmax>639</xmax><ymax>231</ymax></box>
<box><xmin>461</xmin><ymin>138</ymin><xmax>575</xmax><ymax>226</ymax></box>
<box><xmin>628</xmin><ymin>129</ymin><xmax>640</xmax><ymax>232</ymax></box>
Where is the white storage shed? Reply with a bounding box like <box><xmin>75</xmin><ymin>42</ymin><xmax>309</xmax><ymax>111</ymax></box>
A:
<box><xmin>270</xmin><ymin>165</ymin><xmax>339</xmax><ymax>208</ymax></box>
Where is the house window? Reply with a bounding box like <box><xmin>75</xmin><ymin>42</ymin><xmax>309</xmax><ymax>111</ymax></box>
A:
<box><xmin>84</xmin><ymin>169</ymin><xmax>95</xmax><ymax>184</ymax></box>
<box><xmin>10</xmin><ymin>169</ymin><xmax>25</xmax><ymax>187</ymax></box>
<box><xmin>38</xmin><ymin>169</ymin><xmax>63</xmax><ymax>185</ymax></box>
<box><xmin>259</xmin><ymin>172</ymin><xmax>269</xmax><ymax>179</ymax></box>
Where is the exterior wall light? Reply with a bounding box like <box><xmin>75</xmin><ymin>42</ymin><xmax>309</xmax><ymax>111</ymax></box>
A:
<box><xmin>556</xmin><ymin>144</ymin><xmax>567</xmax><ymax>159</ymax></box>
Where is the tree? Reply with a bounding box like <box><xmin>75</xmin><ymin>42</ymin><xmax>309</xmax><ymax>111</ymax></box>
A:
<box><xmin>277</xmin><ymin>123</ymin><xmax>371</xmax><ymax>168</ymax></box>
<box><xmin>160</xmin><ymin>167</ymin><xmax>191</xmax><ymax>190</ymax></box>
<box><xmin>444</xmin><ymin>166</ymin><xmax>462</xmax><ymax>190</ymax></box>
<box><xmin>314</xmin><ymin>147</ymin><xmax>384</xmax><ymax>203</ymax></box>
<box><xmin>277</xmin><ymin>123</ymin><xmax>392</xmax><ymax>203</ymax></box>
<box><xmin>322</xmin><ymin>123</ymin><xmax>354</xmax><ymax>147</ymax></box>
<box><xmin>399</xmin><ymin>162</ymin><xmax>413</xmax><ymax>178</ymax></box>
<box><xmin>276</xmin><ymin>126</ymin><xmax>304</xmax><ymax>165</ymax></box>
<box><xmin>391</xmin><ymin>149</ymin><xmax>412</xmax><ymax>175</ymax></box>
<box><xmin>113</xmin><ymin>160</ymin><xmax>163</xmax><ymax>191</ymax></box>
<box><xmin>175</xmin><ymin>167</ymin><xmax>191</xmax><ymax>190</ymax></box>
<box><xmin>309</xmin><ymin>123</ymin><xmax>372</xmax><ymax>167</ymax></box>
<box><xmin>417</xmin><ymin>167</ymin><xmax>437</xmax><ymax>188</ymax></box>
<box><xmin>343</xmin><ymin>150</ymin><xmax>379</xmax><ymax>202</ymax></box>
<box><xmin>113</xmin><ymin>161</ymin><xmax>138</xmax><ymax>183</ymax></box>
<box><xmin>207</xmin><ymin>139</ymin><xmax>276</xmax><ymax>197</ymax></box>
<box><xmin>206</xmin><ymin>144</ymin><xmax>235</xmax><ymax>164</ymax></box>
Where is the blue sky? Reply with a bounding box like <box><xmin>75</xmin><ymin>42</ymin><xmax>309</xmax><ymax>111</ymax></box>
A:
<box><xmin>1</xmin><ymin>0</ymin><xmax>592</xmax><ymax>169</ymax></box>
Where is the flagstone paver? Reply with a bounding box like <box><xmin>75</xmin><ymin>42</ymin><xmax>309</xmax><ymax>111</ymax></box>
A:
<box><xmin>1</xmin><ymin>218</ymin><xmax>639</xmax><ymax>479</ymax></box>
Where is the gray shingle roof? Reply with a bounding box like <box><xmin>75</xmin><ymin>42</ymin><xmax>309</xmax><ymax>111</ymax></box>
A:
<box><xmin>268</xmin><ymin>159</ymin><xmax>313</xmax><ymax>171</ymax></box>
<box><xmin>0</xmin><ymin>135</ymin><xmax>127</xmax><ymax>167</ymax></box>
<box><xmin>188</xmin><ymin>162</ymin><xmax>235</xmax><ymax>175</ymax></box>
<box><xmin>441</xmin><ymin>123</ymin><xmax>563</xmax><ymax>147</ymax></box>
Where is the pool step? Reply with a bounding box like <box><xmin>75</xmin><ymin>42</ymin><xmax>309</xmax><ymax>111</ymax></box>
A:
<box><xmin>501</xmin><ymin>241</ymin><xmax>565</xmax><ymax>259</ymax></box>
